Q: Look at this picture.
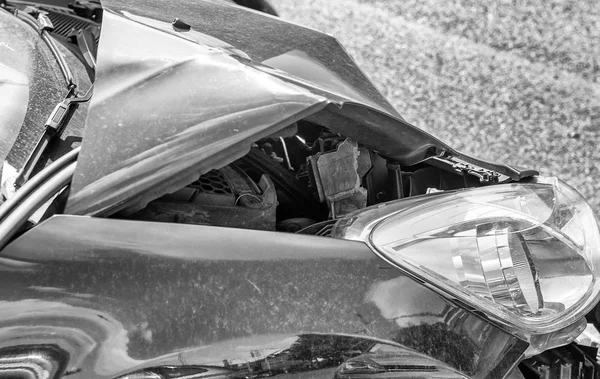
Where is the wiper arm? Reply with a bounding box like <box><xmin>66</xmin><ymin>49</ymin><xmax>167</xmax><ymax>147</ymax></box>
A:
<box><xmin>15</xmin><ymin>86</ymin><xmax>93</xmax><ymax>187</ymax></box>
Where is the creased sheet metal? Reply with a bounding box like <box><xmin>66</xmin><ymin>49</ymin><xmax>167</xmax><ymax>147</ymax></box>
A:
<box><xmin>66</xmin><ymin>9</ymin><xmax>329</xmax><ymax>215</ymax></box>
<box><xmin>0</xmin><ymin>215</ymin><xmax>528</xmax><ymax>378</ymax></box>
<box><xmin>66</xmin><ymin>0</ymin><xmax>531</xmax><ymax>216</ymax></box>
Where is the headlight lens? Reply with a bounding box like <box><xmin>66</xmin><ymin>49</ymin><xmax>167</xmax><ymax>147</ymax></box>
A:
<box><xmin>333</xmin><ymin>177</ymin><xmax>600</xmax><ymax>336</ymax></box>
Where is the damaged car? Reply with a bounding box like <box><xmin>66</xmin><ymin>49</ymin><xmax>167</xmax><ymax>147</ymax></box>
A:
<box><xmin>1</xmin><ymin>0</ymin><xmax>600</xmax><ymax>378</ymax></box>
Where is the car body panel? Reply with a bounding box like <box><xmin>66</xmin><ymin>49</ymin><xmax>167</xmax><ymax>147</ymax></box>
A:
<box><xmin>64</xmin><ymin>9</ymin><xmax>329</xmax><ymax>216</ymax></box>
<box><xmin>65</xmin><ymin>0</ymin><xmax>536</xmax><ymax>217</ymax></box>
<box><xmin>0</xmin><ymin>215</ymin><xmax>527</xmax><ymax>378</ymax></box>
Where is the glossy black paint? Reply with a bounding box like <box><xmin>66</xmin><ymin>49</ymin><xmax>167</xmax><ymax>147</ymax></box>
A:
<box><xmin>0</xmin><ymin>215</ymin><xmax>527</xmax><ymax>378</ymax></box>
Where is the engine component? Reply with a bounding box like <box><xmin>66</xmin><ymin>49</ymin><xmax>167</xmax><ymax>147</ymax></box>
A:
<box><xmin>307</xmin><ymin>139</ymin><xmax>370</xmax><ymax>218</ymax></box>
<box><xmin>520</xmin><ymin>343</ymin><xmax>599</xmax><ymax>379</ymax></box>
<box><xmin>126</xmin><ymin>165</ymin><xmax>277</xmax><ymax>230</ymax></box>
<box><xmin>277</xmin><ymin>218</ymin><xmax>315</xmax><ymax>232</ymax></box>
<box><xmin>296</xmin><ymin>219</ymin><xmax>336</xmax><ymax>237</ymax></box>
<box><xmin>238</xmin><ymin>148</ymin><xmax>325</xmax><ymax>221</ymax></box>
<box><xmin>386</xmin><ymin>162</ymin><xmax>404</xmax><ymax>200</ymax></box>
<box><xmin>576</xmin><ymin>324</ymin><xmax>600</xmax><ymax>349</ymax></box>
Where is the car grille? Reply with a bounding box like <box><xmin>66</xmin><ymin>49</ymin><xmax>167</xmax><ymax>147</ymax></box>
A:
<box><xmin>189</xmin><ymin>170</ymin><xmax>233</xmax><ymax>195</ymax></box>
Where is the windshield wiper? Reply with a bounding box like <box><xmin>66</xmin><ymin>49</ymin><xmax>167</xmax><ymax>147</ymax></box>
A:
<box><xmin>11</xmin><ymin>6</ymin><xmax>92</xmax><ymax>188</ymax></box>
<box><xmin>15</xmin><ymin>86</ymin><xmax>93</xmax><ymax>188</ymax></box>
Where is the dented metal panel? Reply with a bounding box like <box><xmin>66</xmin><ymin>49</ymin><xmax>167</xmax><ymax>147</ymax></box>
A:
<box><xmin>66</xmin><ymin>0</ymin><xmax>537</xmax><ymax>218</ymax></box>
<box><xmin>0</xmin><ymin>215</ymin><xmax>528</xmax><ymax>379</ymax></box>
<box><xmin>63</xmin><ymin>0</ymin><xmax>453</xmax><ymax>217</ymax></box>
<box><xmin>65</xmin><ymin>9</ymin><xmax>329</xmax><ymax>216</ymax></box>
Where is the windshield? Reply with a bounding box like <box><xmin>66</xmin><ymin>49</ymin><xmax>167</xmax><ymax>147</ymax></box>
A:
<box><xmin>0</xmin><ymin>8</ymin><xmax>65</xmax><ymax>197</ymax></box>
<box><xmin>0</xmin><ymin>64</ymin><xmax>28</xmax><ymax>175</ymax></box>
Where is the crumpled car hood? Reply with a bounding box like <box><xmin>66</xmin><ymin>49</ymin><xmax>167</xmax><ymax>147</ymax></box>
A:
<box><xmin>66</xmin><ymin>0</ymin><xmax>530</xmax><ymax>216</ymax></box>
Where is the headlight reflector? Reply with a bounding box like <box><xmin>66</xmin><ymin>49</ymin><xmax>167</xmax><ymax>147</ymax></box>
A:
<box><xmin>455</xmin><ymin>223</ymin><xmax>543</xmax><ymax>315</ymax></box>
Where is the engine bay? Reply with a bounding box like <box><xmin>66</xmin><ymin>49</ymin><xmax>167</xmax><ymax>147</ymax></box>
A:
<box><xmin>120</xmin><ymin>120</ymin><xmax>484</xmax><ymax>235</ymax></box>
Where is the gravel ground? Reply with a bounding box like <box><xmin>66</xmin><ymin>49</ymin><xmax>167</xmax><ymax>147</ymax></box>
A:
<box><xmin>271</xmin><ymin>0</ymin><xmax>600</xmax><ymax>215</ymax></box>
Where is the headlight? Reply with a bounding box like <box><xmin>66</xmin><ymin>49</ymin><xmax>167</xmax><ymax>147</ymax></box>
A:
<box><xmin>332</xmin><ymin>177</ymin><xmax>600</xmax><ymax>343</ymax></box>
